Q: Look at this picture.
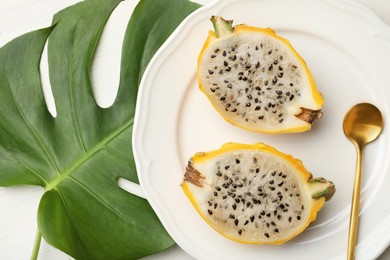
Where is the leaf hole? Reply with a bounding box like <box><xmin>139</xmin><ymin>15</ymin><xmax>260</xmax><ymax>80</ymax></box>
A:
<box><xmin>90</xmin><ymin>1</ymin><xmax>136</xmax><ymax>108</ymax></box>
<box><xmin>40</xmin><ymin>39</ymin><xmax>57</xmax><ymax>118</ymax></box>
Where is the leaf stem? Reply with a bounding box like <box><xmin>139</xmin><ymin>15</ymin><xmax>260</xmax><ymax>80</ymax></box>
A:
<box><xmin>31</xmin><ymin>229</ymin><xmax>42</xmax><ymax>260</ymax></box>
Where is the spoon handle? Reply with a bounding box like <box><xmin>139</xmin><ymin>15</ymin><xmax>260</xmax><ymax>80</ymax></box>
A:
<box><xmin>347</xmin><ymin>145</ymin><xmax>363</xmax><ymax>260</ymax></box>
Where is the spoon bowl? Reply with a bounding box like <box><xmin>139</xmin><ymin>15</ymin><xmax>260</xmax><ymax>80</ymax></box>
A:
<box><xmin>343</xmin><ymin>102</ymin><xmax>383</xmax><ymax>260</ymax></box>
<box><xmin>343</xmin><ymin>103</ymin><xmax>383</xmax><ymax>147</ymax></box>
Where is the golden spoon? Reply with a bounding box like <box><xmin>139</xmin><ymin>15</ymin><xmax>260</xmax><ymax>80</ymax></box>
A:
<box><xmin>343</xmin><ymin>103</ymin><xmax>384</xmax><ymax>260</ymax></box>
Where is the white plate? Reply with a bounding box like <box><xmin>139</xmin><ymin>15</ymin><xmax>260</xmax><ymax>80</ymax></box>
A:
<box><xmin>133</xmin><ymin>0</ymin><xmax>390</xmax><ymax>259</ymax></box>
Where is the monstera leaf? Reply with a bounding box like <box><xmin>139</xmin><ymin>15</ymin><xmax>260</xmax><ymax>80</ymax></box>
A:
<box><xmin>0</xmin><ymin>0</ymin><xmax>200</xmax><ymax>259</ymax></box>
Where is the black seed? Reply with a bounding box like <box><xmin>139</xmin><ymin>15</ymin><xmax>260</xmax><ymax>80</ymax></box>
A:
<box><xmin>280</xmin><ymin>204</ymin><xmax>285</xmax><ymax>210</ymax></box>
<box><xmin>235</xmin><ymin>198</ymin><xmax>240</xmax><ymax>203</ymax></box>
<box><xmin>247</xmin><ymin>94</ymin><xmax>252</xmax><ymax>99</ymax></box>
<box><xmin>288</xmin><ymin>216</ymin><xmax>292</xmax><ymax>223</ymax></box>
<box><xmin>266</xmin><ymin>223</ymin><xmax>270</xmax><ymax>228</ymax></box>
<box><xmin>272</xmin><ymin>77</ymin><xmax>277</xmax><ymax>84</ymax></box>
<box><xmin>301</xmin><ymin>205</ymin><xmax>305</xmax><ymax>210</ymax></box>
<box><xmin>208</xmin><ymin>201</ymin><xmax>212</xmax><ymax>207</ymax></box>
<box><xmin>215</xmin><ymin>186</ymin><xmax>221</xmax><ymax>191</ymax></box>
<box><xmin>214</xmin><ymin>192</ymin><xmax>218</xmax><ymax>196</ymax></box>
<box><xmin>264</xmin><ymin>232</ymin><xmax>270</xmax><ymax>238</ymax></box>
<box><xmin>260</xmin><ymin>210</ymin><xmax>266</xmax><ymax>216</ymax></box>
<box><xmin>216</xmin><ymin>171</ymin><xmax>222</xmax><ymax>177</ymax></box>
<box><xmin>243</xmin><ymin>77</ymin><xmax>248</xmax><ymax>81</ymax></box>
<box><xmin>211</xmin><ymin>54</ymin><xmax>216</xmax><ymax>58</ymax></box>
<box><xmin>232</xmin><ymin>108</ymin><xmax>237</xmax><ymax>112</ymax></box>
<box><xmin>268</xmin><ymin>50</ymin><xmax>273</xmax><ymax>55</ymax></box>
<box><xmin>282</xmin><ymin>174</ymin><xmax>287</xmax><ymax>178</ymax></box>
<box><xmin>214</xmin><ymin>48</ymin><xmax>220</xmax><ymax>53</ymax></box>
<box><xmin>236</xmin><ymin>159</ymin><xmax>240</xmax><ymax>164</ymax></box>
<box><xmin>274</xmin><ymin>228</ymin><xmax>279</xmax><ymax>233</ymax></box>
<box><xmin>297</xmin><ymin>216</ymin><xmax>301</xmax><ymax>220</ymax></box>
<box><xmin>289</xmin><ymin>95</ymin><xmax>295</xmax><ymax>101</ymax></box>
<box><xmin>244</xmin><ymin>220</ymin><xmax>249</xmax><ymax>225</ymax></box>
<box><xmin>245</xmin><ymin>103</ymin><xmax>251</xmax><ymax>107</ymax></box>
<box><xmin>258</xmin><ymin>115</ymin><xmax>264</xmax><ymax>120</ymax></box>
<box><xmin>266</xmin><ymin>213</ymin><xmax>271</xmax><ymax>217</ymax></box>
<box><xmin>270</xmin><ymin>221</ymin><xmax>276</xmax><ymax>227</ymax></box>
<box><xmin>278</xmin><ymin>113</ymin><xmax>283</xmax><ymax>118</ymax></box>
<box><xmin>278</xmin><ymin>195</ymin><xmax>283</xmax><ymax>200</ymax></box>
<box><xmin>210</xmin><ymin>88</ymin><xmax>215</xmax><ymax>92</ymax></box>
<box><xmin>234</xmin><ymin>219</ymin><xmax>239</xmax><ymax>226</ymax></box>
<box><xmin>268</xmin><ymin>64</ymin><xmax>273</xmax><ymax>71</ymax></box>
<box><xmin>277</xmin><ymin>215</ymin><xmax>281</xmax><ymax>220</ymax></box>
<box><xmin>255</xmin><ymin>46</ymin><xmax>259</xmax><ymax>50</ymax></box>
<box><xmin>224</xmin><ymin>175</ymin><xmax>228</xmax><ymax>180</ymax></box>
<box><xmin>231</xmin><ymin>46</ymin><xmax>236</xmax><ymax>51</ymax></box>
<box><xmin>246</xmin><ymin>202</ymin><xmax>251</xmax><ymax>207</ymax></box>
<box><xmin>255</xmin><ymin>62</ymin><xmax>260</xmax><ymax>68</ymax></box>
<box><xmin>214</xmin><ymin>203</ymin><xmax>217</xmax><ymax>209</ymax></box>
<box><xmin>269</xmin><ymin>186</ymin><xmax>275</xmax><ymax>191</ymax></box>
<box><xmin>229</xmin><ymin>214</ymin><xmax>235</xmax><ymax>219</ymax></box>
<box><xmin>226</xmin><ymin>67</ymin><xmax>231</xmax><ymax>72</ymax></box>
<box><xmin>292</xmin><ymin>64</ymin><xmax>297</xmax><ymax>69</ymax></box>
<box><xmin>220</xmin><ymin>96</ymin><xmax>225</xmax><ymax>101</ymax></box>
<box><xmin>245</xmin><ymin>64</ymin><xmax>251</xmax><ymax>69</ymax></box>
<box><xmin>208</xmin><ymin>70</ymin><xmax>214</xmax><ymax>75</ymax></box>
<box><xmin>224</xmin><ymin>165</ymin><xmax>230</xmax><ymax>170</ymax></box>
<box><xmin>222</xmin><ymin>195</ymin><xmax>227</xmax><ymax>199</ymax></box>
<box><xmin>296</xmin><ymin>194</ymin><xmax>300</xmax><ymax>197</ymax></box>
<box><xmin>232</xmin><ymin>204</ymin><xmax>237</xmax><ymax>210</ymax></box>
<box><xmin>269</xmin><ymin>180</ymin><xmax>274</xmax><ymax>185</ymax></box>
<box><xmin>208</xmin><ymin>209</ymin><xmax>213</xmax><ymax>215</ymax></box>
<box><xmin>272</xmin><ymin>171</ymin><xmax>276</xmax><ymax>176</ymax></box>
<box><xmin>238</xmin><ymin>77</ymin><xmax>242</xmax><ymax>80</ymax></box>
<box><xmin>229</xmin><ymin>55</ymin><xmax>237</xmax><ymax>61</ymax></box>
<box><xmin>223</xmin><ymin>50</ymin><xmax>227</xmax><ymax>56</ymax></box>
<box><xmin>227</xmin><ymin>83</ymin><xmax>232</xmax><ymax>88</ymax></box>
<box><xmin>224</xmin><ymin>61</ymin><xmax>228</xmax><ymax>66</ymax></box>
<box><xmin>238</xmin><ymin>229</ymin><xmax>242</xmax><ymax>235</ymax></box>
<box><xmin>278</xmin><ymin>181</ymin><xmax>284</xmax><ymax>187</ymax></box>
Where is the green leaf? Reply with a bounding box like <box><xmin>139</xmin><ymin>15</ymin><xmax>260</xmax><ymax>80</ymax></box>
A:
<box><xmin>0</xmin><ymin>0</ymin><xmax>200</xmax><ymax>259</ymax></box>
